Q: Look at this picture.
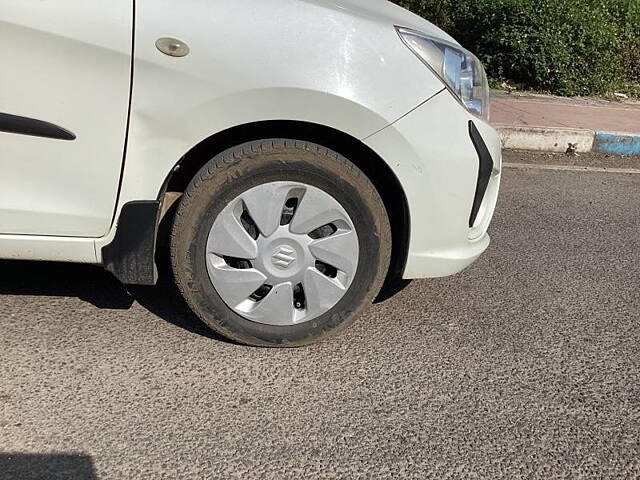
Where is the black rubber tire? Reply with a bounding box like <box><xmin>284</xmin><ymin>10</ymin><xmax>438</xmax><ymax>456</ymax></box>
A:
<box><xmin>170</xmin><ymin>139</ymin><xmax>391</xmax><ymax>347</ymax></box>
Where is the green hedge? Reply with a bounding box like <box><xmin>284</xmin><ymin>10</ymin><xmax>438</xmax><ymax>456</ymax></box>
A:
<box><xmin>398</xmin><ymin>0</ymin><xmax>640</xmax><ymax>96</ymax></box>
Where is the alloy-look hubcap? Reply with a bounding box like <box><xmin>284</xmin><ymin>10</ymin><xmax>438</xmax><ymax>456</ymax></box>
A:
<box><xmin>205</xmin><ymin>181</ymin><xmax>359</xmax><ymax>326</ymax></box>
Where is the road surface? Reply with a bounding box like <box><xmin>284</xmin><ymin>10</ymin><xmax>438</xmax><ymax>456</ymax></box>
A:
<box><xmin>1</xmin><ymin>151</ymin><xmax>638</xmax><ymax>479</ymax></box>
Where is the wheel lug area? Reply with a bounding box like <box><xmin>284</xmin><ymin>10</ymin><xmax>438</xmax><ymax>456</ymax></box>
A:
<box><xmin>254</xmin><ymin>226</ymin><xmax>312</xmax><ymax>282</ymax></box>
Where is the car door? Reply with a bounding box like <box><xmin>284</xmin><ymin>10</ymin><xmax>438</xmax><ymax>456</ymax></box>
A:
<box><xmin>0</xmin><ymin>1</ymin><xmax>132</xmax><ymax>237</ymax></box>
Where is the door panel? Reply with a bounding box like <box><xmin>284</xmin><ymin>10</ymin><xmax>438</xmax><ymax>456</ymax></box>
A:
<box><xmin>0</xmin><ymin>1</ymin><xmax>132</xmax><ymax>237</ymax></box>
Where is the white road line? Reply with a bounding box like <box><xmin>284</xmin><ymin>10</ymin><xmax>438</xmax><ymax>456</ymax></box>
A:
<box><xmin>504</xmin><ymin>162</ymin><xmax>640</xmax><ymax>174</ymax></box>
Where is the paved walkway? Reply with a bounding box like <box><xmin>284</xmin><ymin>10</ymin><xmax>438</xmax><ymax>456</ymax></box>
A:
<box><xmin>491</xmin><ymin>91</ymin><xmax>640</xmax><ymax>134</ymax></box>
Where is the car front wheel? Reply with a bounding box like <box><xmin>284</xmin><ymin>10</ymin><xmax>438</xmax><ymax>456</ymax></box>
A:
<box><xmin>170</xmin><ymin>139</ymin><xmax>391</xmax><ymax>347</ymax></box>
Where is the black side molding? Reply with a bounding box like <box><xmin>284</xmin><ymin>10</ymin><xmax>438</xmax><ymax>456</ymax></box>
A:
<box><xmin>102</xmin><ymin>201</ymin><xmax>160</xmax><ymax>285</ymax></box>
<box><xmin>0</xmin><ymin>112</ymin><xmax>76</xmax><ymax>140</ymax></box>
<box><xmin>468</xmin><ymin>121</ymin><xmax>494</xmax><ymax>228</ymax></box>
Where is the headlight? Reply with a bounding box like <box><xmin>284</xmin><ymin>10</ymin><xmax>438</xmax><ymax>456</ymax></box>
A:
<box><xmin>396</xmin><ymin>27</ymin><xmax>490</xmax><ymax>120</ymax></box>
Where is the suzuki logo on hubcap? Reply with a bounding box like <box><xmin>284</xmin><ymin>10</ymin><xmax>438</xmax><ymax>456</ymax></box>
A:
<box><xmin>271</xmin><ymin>245</ymin><xmax>296</xmax><ymax>269</ymax></box>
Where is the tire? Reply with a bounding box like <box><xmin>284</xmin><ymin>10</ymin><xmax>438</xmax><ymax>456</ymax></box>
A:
<box><xmin>170</xmin><ymin>139</ymin><xmax>391</xmax><ymax>347</ymax></box>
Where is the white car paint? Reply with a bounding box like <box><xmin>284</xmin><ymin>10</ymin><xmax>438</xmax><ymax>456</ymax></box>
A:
<box><xmin>366</xmin><ymin>92</ymin><xmax>501</xmax><ymax>278</ymax></box>
<box><xmin>0</xmin><ymin>1</ymin><xmax>132</xmax><ymax>237</ymax></box>
<box><xmin>0</xmin><ymin>0</ymin><xmax>501</xmax><ymax>280</ymax></box>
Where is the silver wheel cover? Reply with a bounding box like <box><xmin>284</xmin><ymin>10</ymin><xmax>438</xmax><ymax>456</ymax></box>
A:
<box><xmin>205</xmin><ymin>181</ymin><xmax>359</xmax><ymax>326</ymax></box>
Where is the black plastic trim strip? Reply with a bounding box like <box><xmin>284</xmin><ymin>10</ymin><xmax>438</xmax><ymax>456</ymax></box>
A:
<box><xmin>468</xmin><ymin>121</ymin><xmax>494</xmax><ymax>228</ymax></box>
<box><xmin>102</xmin><ymin>201</ymin><xmax>160</xmax><ymax>285</ymax></box>
<box><xmin>0</xmin><ymin>112</ymin><xmax>76</xmax><ymax>140</ymax></box>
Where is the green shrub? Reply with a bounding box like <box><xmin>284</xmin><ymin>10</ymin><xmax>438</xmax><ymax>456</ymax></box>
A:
<box><xmin>397</xmin><ymin>0</ymin><xmax>640</xmax><ymax>96</ymax></box>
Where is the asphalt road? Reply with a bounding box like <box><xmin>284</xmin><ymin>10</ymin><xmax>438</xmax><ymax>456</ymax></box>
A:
<box><xmin>1</xmin><ymin>151</ymin><xmax>639</xmax><ymax>479</ymax></box>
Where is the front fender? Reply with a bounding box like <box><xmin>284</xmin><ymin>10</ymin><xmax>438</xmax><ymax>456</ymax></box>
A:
<box><xmin>97</xmin><ymin>0</ymin><xmax>444</xmax><ymax>254</ymax></box>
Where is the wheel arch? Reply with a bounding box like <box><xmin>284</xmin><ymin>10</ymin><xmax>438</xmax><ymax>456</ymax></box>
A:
<box><xmin>157</xmin><ymin>120</ymin><xmax>411</xmax><ymax>294</ymax></box>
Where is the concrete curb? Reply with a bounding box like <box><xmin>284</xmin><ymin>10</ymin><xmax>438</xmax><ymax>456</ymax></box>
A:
<box><xmin>593</xmin><ymin>131</ymin><xmax>640</xmax><ymax>155</ymax></box>
<box><xmin>495</xmin><ymin>125</ymin><xmax>640</xmax><ymax>155</ymax></box>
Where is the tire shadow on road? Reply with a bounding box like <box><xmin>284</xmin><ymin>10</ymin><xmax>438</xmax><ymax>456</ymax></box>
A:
<box><xmin>0</xmin><ymin>258</ymin><xmax>232</xmax><ymax>344</ymax></box>
<box><xmin>127</xmin><ymin>272</ymin><xmax>232</xmax><ymax>344</ymax></box>
<box><xmin>0</xmin><ymin>452</ymin><xmax>96</xmax><ymax>480</ymax></box>
<box><xmin>0</xmin><ymin>259</ymin><xmax>133</xmax><ymax>310</ymax></box>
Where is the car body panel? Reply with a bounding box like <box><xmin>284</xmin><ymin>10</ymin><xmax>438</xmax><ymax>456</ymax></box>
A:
<box><xmin>110</xmin><ymin>0</ymin><xmax>444</xmax><ymax>226</ymax></box>
<box><xmin>0</xmin><ymin>0</ymin><xmax>132</xmax><ymax>237</ymax></box>
<box><xmin>0</xmin><ymin>0</ymin><xmax>501</xmax><ymax>282</ymax></box>
<box><xmin>365</xmin><ymin>90</ymin><xmax>502</xmax><ymax>278</ymax></box>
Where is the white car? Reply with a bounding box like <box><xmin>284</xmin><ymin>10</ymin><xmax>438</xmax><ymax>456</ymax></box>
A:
<box><xmin>0</xmin><ymin>0</ymin><xmax>501</xmax><ymax>346</ymax></box>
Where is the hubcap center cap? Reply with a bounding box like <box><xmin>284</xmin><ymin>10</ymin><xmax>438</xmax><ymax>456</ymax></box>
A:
<box><xmin>256</xmin><ymin>228</ymin><xmax>311</xmax><ymax>281</ymax></box>
<box><xmin>271</xmin><ymin>244</ymin><xmax>297</xmax><ymax>270</ymax></box>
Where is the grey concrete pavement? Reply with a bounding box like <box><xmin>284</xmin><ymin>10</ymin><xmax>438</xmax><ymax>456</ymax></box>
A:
<box><xmin>1</xmin><ymin>151</ymin><xmax>639</xmax><ymax>479</ymax></box>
